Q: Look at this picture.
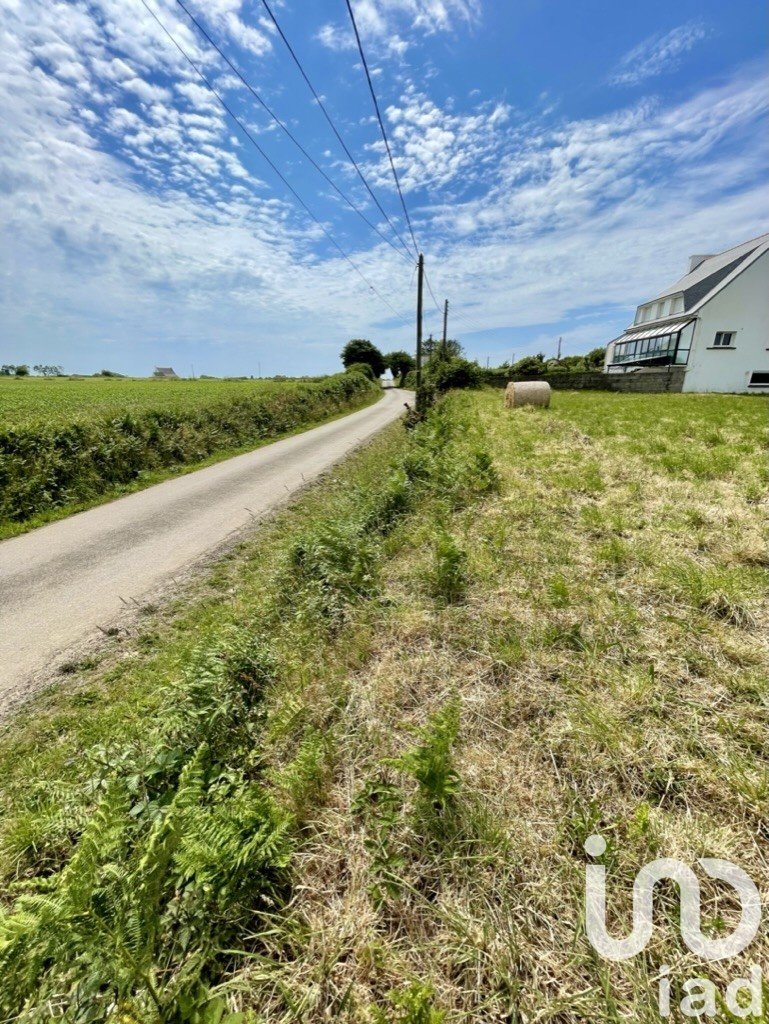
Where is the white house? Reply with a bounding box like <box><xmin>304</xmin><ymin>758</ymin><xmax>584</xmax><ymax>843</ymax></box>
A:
<box><xmin>604</xmin><ymin>233</ymin><xmax>769</xmax><ymax>392</ymax></box>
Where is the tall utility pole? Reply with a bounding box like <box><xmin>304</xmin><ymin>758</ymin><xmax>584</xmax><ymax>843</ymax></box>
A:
<box><xmin>442</xmin><ymin>298</ymin><xmax>449</xmax><ymax>356</ymax></box>
<box><xmin>556</xmin><ymin>336</ymin><xmax>562</xmax><ymax>360</ymax></box>
<box><xmin>416</xmin><ymin>252</ymin><xmax>424</xmax><ymax>410</ymax></box>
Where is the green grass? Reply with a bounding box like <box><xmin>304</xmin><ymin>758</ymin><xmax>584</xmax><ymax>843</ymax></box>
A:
<box><xmin>0</xmin><ymin>372</ymin><xmax>378</xmax><ymax>534</ymax></box>
<box><xmin>0</xmin><ymin>376</ymin><xmax>322</xmax><ymax>429</ymax></box>
<box><xmin>0</xmin><ymin>389</ymin><xmax>766</xmax><ymax>1022</ymax></box>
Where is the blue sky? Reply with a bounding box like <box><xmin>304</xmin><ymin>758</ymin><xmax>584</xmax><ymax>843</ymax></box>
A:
<box><xmin>1</xmin><ymin>0</ymin><xmax>767</xmax><ymax>377</ymax></box>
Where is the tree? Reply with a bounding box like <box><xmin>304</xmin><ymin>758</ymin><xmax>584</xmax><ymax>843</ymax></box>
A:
<box><xmin>385</xmin><ymin>350</ymin><xmax>414</xmax><ymax>384</ymax></box>
<box><xmin>443</xmin><ymin>339</ymin><xmax>464</xmax><ymax>360</ymax></box>
<box><xmin>584</xmin><ymin>346</ymin><xmax>607</xmax><ymax>369</ymax></box>
<box><xmin>429</xmin><ymin>339</ymin><xmax>463</xmax><ymax>362</ymax></box>
<box><xmin>341</xmin><ymin>339</ymin><xmax>385</xmax><ymax>378</ymax></box>
<box><xmin>0</xmin><ymin>365</ymin><xmax>14</xmax><ymax>376</ymax></box>
<box><xmin>14</xmin><ymin>364</ymin><xmax>29</xmax><ymax>377</ymax></box>
<box><xmin>33</xmin><ymin>364</ymin><xmax>64</xmax><ymax>377</ymax></box>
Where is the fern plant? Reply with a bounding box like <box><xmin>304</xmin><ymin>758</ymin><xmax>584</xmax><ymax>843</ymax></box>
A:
<box><xmin>427</xmin><ymin>531</ymin><xmax>467</xmax><ymax>605</ymax></box>
<box><xmin>375</xmin><ymin>982</ymin><xmax>446</xmax><ymax>1023</ymax></box>
<box><xmin>353</xmin><ymin>776</ymin><xmax>407</xmax><ymax>907</ymax></box>
<box><xmin>392</xmin><ymin>701</ymin><xmax>461</xmax><ymax>813</ymax></box>
<box><xmin>0</xmin><ymin>742</ymin><xmax>292</xmax><ymax>1022</ymax></box>
<box><xmin>289</xmin><ymin>521</ymin><xmax>380</xmax><ymax>622</ymax></box>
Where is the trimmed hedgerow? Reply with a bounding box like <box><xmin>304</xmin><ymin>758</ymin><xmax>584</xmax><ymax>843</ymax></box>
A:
<box><xmin>0</xmin><ymin>372</ymin><xmax>376</xmax><ymax>526</ymax></box>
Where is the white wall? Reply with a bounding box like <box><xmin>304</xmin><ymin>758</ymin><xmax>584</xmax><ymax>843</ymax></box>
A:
<box><xmin>683</xmin><ymin>251</ymin><xmax>769</xmax><ymax>393</ymax></box>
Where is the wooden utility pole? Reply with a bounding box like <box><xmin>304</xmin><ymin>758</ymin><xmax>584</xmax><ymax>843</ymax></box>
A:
<box><xmin>556</xmin><ymin>336</ymin><xmax>562</xmax><ymax>360</ymax></box>
<box><xmin>416</xmin><ymin>252</ymin><xmax>424</xmax><ymax>411</ymax></box>
<box><xmin>442</xmin><ymin>299</ymin><xmax>449</xmax><ymax>356</ymax></box>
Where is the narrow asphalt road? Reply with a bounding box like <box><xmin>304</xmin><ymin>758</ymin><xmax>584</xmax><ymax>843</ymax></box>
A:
<box><xmin>0</xmin><ymin>388</ymin><xmax>410</xmax><ymax>710</ymax></box>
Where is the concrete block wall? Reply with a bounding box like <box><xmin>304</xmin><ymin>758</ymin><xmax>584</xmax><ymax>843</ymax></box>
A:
<box><xmin>609</xmin><ymin>367</ymin><xmax>685</xmax><ymax>393</ymax></box>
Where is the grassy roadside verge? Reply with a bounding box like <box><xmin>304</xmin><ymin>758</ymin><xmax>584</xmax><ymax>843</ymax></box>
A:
<box><xmin>0</xmin><ymin>390</ymin><xmax>766</xmax><ymax>1022</ymax></box>
<box><xmin>0</xmin><ymin>373</ymin><xmax>378</xmax><ymax>538</ymax></box>
<box><xmin>0</xmin><ymin>396</ymin><xmax>498</xmax><ymax>1021</ymax></box>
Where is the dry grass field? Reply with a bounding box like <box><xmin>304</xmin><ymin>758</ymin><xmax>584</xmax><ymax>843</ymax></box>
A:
<box><xmin>0</xmin><ymin>389</ymin><xmax>766</xmax><ymax>1022</ymax></box>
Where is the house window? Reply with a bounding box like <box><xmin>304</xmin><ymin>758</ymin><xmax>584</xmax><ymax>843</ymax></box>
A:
<box><xmin>713</xmin><ymin>331</ymin><xmax>736</xmax><ymax>347</ymax></box>
<box><xmin>748</xmin><ymin>372</ymin><xmax>769</xmax><ymax>388</ymax></box>
<box><xmin>609</xmin><ymin>331</ymin><xmax>685</xmax><ymax>366</ymax></box>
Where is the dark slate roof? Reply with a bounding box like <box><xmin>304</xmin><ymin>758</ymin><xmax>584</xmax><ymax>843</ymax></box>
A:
<box><xmin>651</xmin><ymin>232</ymin><xmax>769</xmax><ymax>307</ymax></box>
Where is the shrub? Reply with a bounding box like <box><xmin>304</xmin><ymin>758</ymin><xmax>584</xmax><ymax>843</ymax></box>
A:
<box><xmin>346</xmin><ymin>361</ymin><xmax>376</xmax><ymax>381</ymax></box>
<box><xmin>511</xmin><ymin>354</ymin><xmax>547</xmax><ymax>376</ymax></box>
<box><xmin>429</xmin><ymin>357</ymin><xmax>482</xmax><ymax>392</ymax></box>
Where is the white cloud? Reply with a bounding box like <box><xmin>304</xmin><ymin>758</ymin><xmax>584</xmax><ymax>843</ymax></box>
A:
<box><xmin>185</xmin><ymin>0</ymin><xmax>272</xmax><ymax>56</ymax></box>
<box><xmin>317</xmin><ymin>0</ymin><xmax>479</xmax><ymax>53</ymax></box>
<box><xmin>610</xmin><ymin>22</ymin><xmax>710</xmax><ymax>87</ymax></box>
<box><xmin>315</xmin><ymin>23</ymin><xmax>356</xmax><ymax>52</ymax></box>
<box><xmin>122</xmin><ymin>77</ymin><xmax>172</xmax><ymax>103</ymax></box>
<box><xmin>356</xmin><ymin>66</ymin><xmax>768</xmax><ymax>361</ymax></box>
<box><xmin>0</xmin><ymin>0</ymin><xmax>767</xmax><ymax>375</ymax></box>
<box><xmin>363</xmin><ymin>88</ymin><xmax>512</xmax><ymax>193</ymax></box>
<box><xmin>427</xmin><ymin>71</ymin><xmax>768</xmax><ymax>245</ymax></box>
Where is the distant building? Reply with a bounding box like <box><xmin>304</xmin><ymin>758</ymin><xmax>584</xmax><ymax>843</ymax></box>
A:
<box><xmin>153</xmin><ymin>366</ymin><xmax>179</xmax><ymax>379</ymax></box>
<box><xmin>604</xmin><ymin>233</ymin><xmax>769</xmax><ymax>392</ymax></box>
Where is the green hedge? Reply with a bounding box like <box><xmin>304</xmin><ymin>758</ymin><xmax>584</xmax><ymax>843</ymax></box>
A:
<box><xmin>0</xmin><ymin>373</ymin><xmax>377</xmax><ymax>526</ymax></box>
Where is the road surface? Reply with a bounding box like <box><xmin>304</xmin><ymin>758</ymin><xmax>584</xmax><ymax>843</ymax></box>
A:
<box><xmin>0</xmin><ymin>388</ymin><xmax>410</xmax><ymax>711</ymax></box>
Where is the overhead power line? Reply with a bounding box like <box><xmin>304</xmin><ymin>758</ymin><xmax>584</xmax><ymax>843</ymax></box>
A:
<box><xmin>258</xmin><ymin>0</ymin><xmax>417</xmax><ymax>264</ymax></box>
<box><xmin>423</xmin><ymin>268</ymin><xmax>486</xmax><ymax>337</ymax></box>
<box><xmin>137</xmin><ymin>0</ymin><xmax>412</xmax><ymax>326</ymax></box>
<box><xmin>343</xmin><ymin>0</ymin><xmax>420</xmax><ymax>258</ymax></box>
<box><xmin>172</xmin><ymin>0</ymin><xmax>413</xmax><ymax>266</ymax></box>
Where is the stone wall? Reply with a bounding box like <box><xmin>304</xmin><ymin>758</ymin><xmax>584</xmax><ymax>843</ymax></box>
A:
<box><xmin>486</xmin><ymin>367</ymin><xmax>685</xmax><ymax>393</ymax></box>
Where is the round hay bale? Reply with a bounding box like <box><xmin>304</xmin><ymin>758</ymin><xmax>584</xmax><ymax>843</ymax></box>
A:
<box><xmin>505</xmin><ymin>381</ymin><xmax>551</xmax><ymax>409</ymax></box>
